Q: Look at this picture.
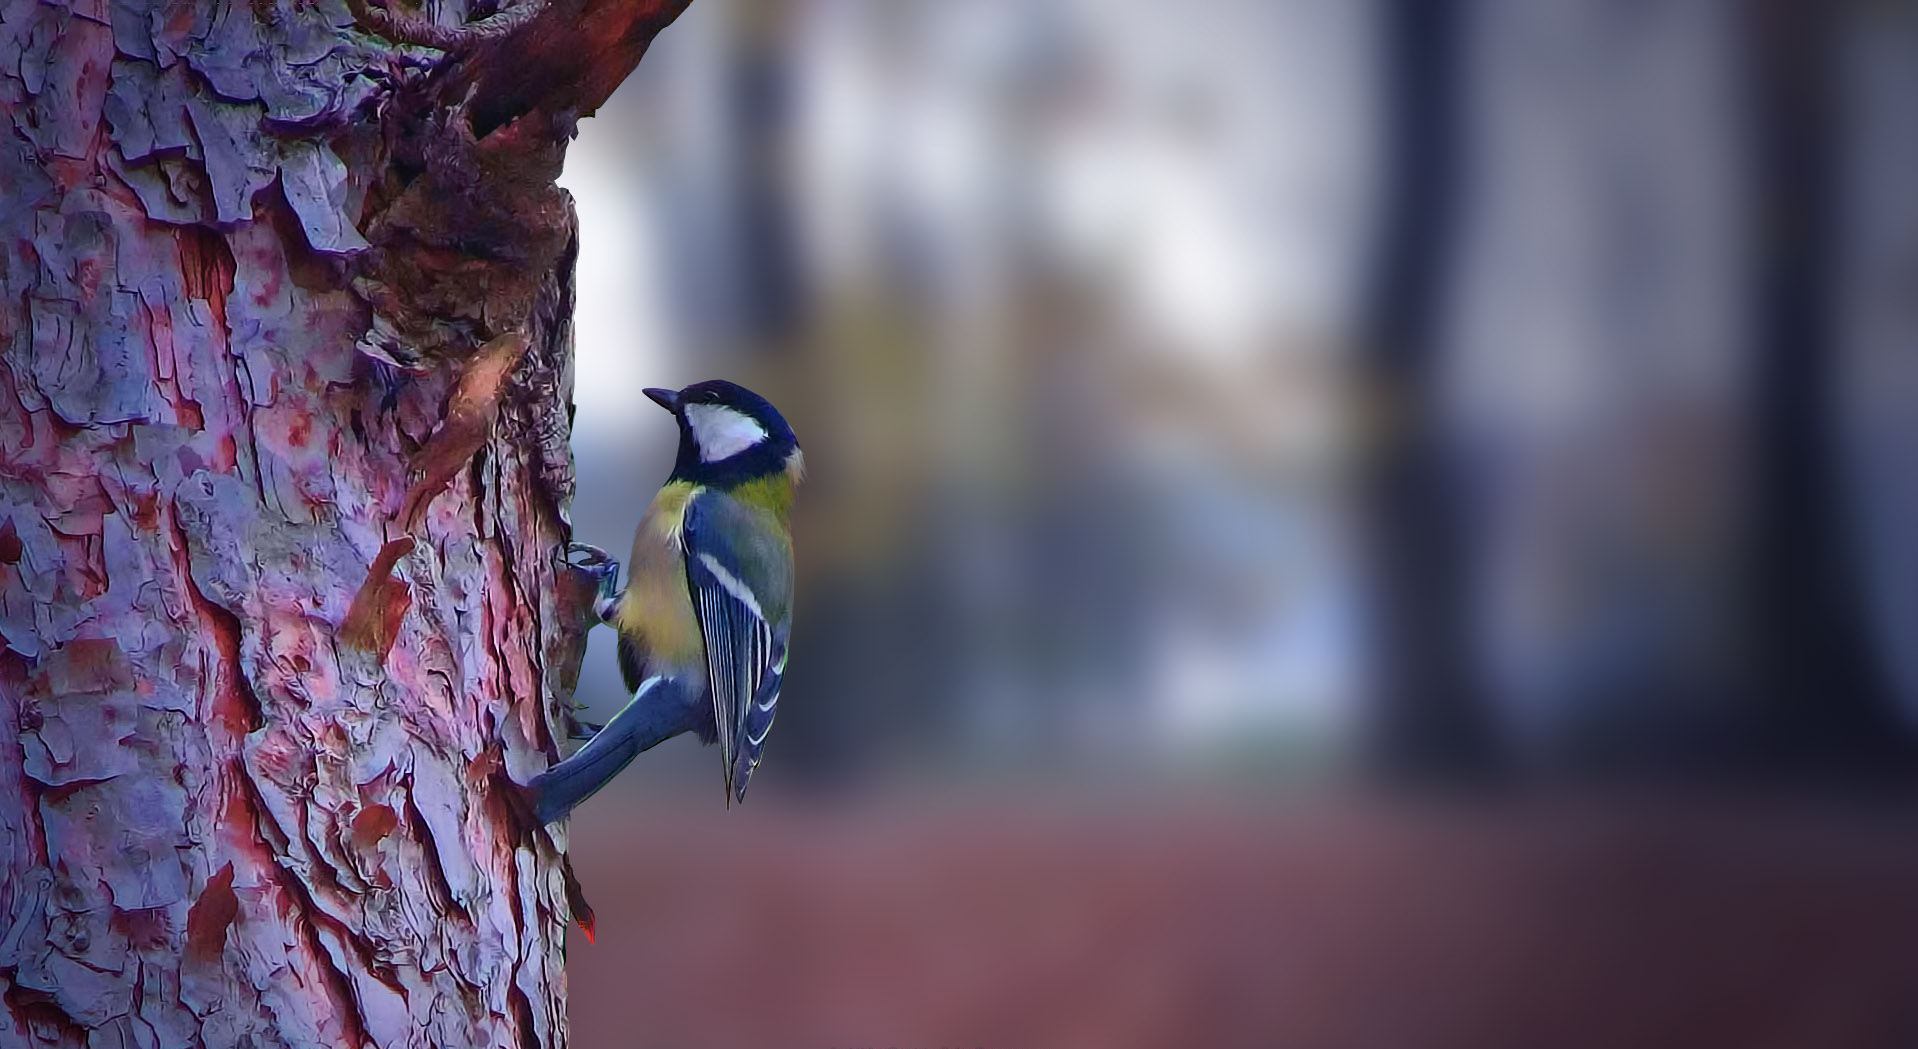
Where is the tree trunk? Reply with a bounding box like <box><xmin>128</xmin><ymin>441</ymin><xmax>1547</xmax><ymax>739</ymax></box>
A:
<box><xmin>1361</xmin><ymin>0</ymin><xmax>1504</xmax><ymax>778</ymax></box>
<box><xmin>0</xmin><ymin>1</ymin><xmax>687</xmax><ymax>1046</ymax></box>
<box><xmin>1738</xmin><ymin>0</ymin><xmax>1911</xmax><ymax>772</ymax></box>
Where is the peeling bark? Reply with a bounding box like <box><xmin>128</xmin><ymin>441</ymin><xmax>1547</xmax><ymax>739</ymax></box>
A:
<box><xmin>0</xmin><ymin>1</ymin><xmax>690</xmax><ymax>1046</ymax></box>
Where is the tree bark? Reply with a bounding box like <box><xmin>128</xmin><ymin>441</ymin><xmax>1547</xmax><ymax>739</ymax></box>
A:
<box><xmin>0</xmin><ymin>1</ymin><xmax>687</xmax><ymax>1046</ymax></box>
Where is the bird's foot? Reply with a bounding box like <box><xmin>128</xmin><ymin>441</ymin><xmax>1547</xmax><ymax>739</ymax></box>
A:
<box><xmin>566</xmin><ymin>541</ymin><xmax>616</xmax><ymax>573</ymax></box>
<box><xmin>565</xmin><ymin>542</ymin><xmax>623</xmax><ymax>624</ymax></box>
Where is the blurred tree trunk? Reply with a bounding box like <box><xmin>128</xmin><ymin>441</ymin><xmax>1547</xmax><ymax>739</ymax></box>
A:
<box><xmin>1738</xmin><ymin>0</ymin><xmax>1911</xmax><ymax>771</ymax></box>
<box><xmin>1362</xmin><ymin>0</ymin><xmax>1504</xmax><ymax>778</ymax></box>
<box><xmin>0</xmin><ymin>1</ymin><xmax>687</xmax><ymax>1046</ymax></box>
<box><xmin>1835</xmin><ymin>1</ymin><xmax>1918</xmax><ymax>732</ymax></box>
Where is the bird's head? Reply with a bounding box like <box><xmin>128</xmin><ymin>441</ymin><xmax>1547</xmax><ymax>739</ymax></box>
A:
<box><xmin>646</xmin><ymin>380</ymin><xmax>803</xmax><ymax>487</ymax></box>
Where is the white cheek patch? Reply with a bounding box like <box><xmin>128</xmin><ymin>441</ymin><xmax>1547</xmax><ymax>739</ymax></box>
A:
<box><xmin>684</xmin><ymin>403</ymin><xmax>768</xmax><ymax>462</ymax></box>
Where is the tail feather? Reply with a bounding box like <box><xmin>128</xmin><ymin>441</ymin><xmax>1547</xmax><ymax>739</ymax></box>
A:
<box><xmin>526</xmin><ymin>716</ymin><xmax>645</xmax><ymax>824</ymax></box>
<box><xmin>525</xmin><ymin>675</ymin><xmax>689</xmax><ymax>824</ymax></box>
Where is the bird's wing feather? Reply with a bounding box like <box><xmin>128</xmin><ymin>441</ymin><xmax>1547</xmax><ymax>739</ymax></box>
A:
<box><xmin>682</xmin><ymin>491</ymin><xmax>792</xmax><ymax>802</ymax></box>
<box><xmin>735</xmin><ymin>637</ymin><xmax>785</xmax><ymax>790</ymax></box>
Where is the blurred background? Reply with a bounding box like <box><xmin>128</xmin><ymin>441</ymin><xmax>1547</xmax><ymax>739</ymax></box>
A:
<box><xmin>551</xmin><ymin>0</ymin><xmax>1918</xmax><ymax>1045</ymax></box>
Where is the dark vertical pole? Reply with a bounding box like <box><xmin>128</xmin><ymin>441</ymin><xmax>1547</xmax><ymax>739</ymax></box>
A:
<box><xmin>1362</xmin><ymin>0</ymin><xmax>1503</xmax><ymax>777</ymax></box>
<box><xmin>1740</xmin><ymin>0</ymin><xmax>1910</xmax><ymax>773</ymax></box>
<box><xmin>729</xmin><ymin>0</ymin><xmax>804</xmax><ymax>347</ymax></box>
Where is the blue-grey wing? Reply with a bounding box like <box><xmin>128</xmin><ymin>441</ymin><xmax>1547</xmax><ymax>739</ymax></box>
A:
<box><xmin>682</xmin><ymin>491</ymin><xmax>792</xmax><ymax>803</ymax></box>
<box><xmin>733</xmin><ymin>636</ymin><xmax>785</xmax><ymax>793</ymax></box>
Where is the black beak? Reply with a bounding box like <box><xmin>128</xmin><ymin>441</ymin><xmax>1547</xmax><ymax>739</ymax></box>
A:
<box><xmin>643</xmin><ymin>387</ymin><xmax>680</xmax><ymax>412</ymax></box>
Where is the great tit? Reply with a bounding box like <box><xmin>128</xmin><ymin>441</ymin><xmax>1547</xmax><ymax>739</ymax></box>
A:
<box><xmin>528</xmin><ymin>380</ymin><xmax>801</xmax><ymax>823</ymax></box>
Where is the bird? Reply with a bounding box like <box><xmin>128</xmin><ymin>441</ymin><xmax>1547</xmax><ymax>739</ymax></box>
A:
<box><xmin>526</xmin><ymin>379</ymin><xmax>801</xmax><ymax>825</ymax></box>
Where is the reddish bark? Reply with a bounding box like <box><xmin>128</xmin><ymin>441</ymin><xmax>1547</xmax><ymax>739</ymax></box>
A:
<box><xmin>0</xmin><ymin>1</ymin><xmax>691</xmax><ymax>1046</ymax></box>
<box><xmin>340</xmin><ymin>536</ymin><xmax>415</xmax><ymax>662</ymax></box>
<box><xmin>397</xmin><ymin>332</ymin><xmax>532</xmax><ymax>534</ymax></box>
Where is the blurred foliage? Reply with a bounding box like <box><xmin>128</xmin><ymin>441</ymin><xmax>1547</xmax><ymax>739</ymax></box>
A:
<box><xmin>559</xmin><ymin>0</ymin><xmax>1918</xmax><ymax>792</ymax></box>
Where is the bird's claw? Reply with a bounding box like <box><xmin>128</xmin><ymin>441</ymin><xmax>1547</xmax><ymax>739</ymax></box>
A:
<box><xmin>568</xmin><ymin>718</ymin><xmax>605</xmax><ymax>741</ymax></box>
<box><xmin>565</xmin><ymin>543</ymin><xmax>623</xmax><ymax>623</ymax></box>
<box><xmin>566</xmin><ymin>542</ymin><xmax>615</xmax><ymax>572</ymax></box>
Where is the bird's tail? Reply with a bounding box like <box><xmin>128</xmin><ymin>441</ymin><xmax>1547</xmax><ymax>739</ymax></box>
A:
<box><xmin>523</xmin><ymin>722</ymin><xmax>644</xmax><ymax>825</ymax></box>
<box><xmin>523</xmin><ymin>676</ymin><xmax>681</xmax><ymax>825</ymax></box>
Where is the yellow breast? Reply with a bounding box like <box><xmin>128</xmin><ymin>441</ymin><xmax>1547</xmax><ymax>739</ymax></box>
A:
<box><xmin>617</xmin><ymin>482</ymin><xmax>705</xmax><ymax>664</ymax></box>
